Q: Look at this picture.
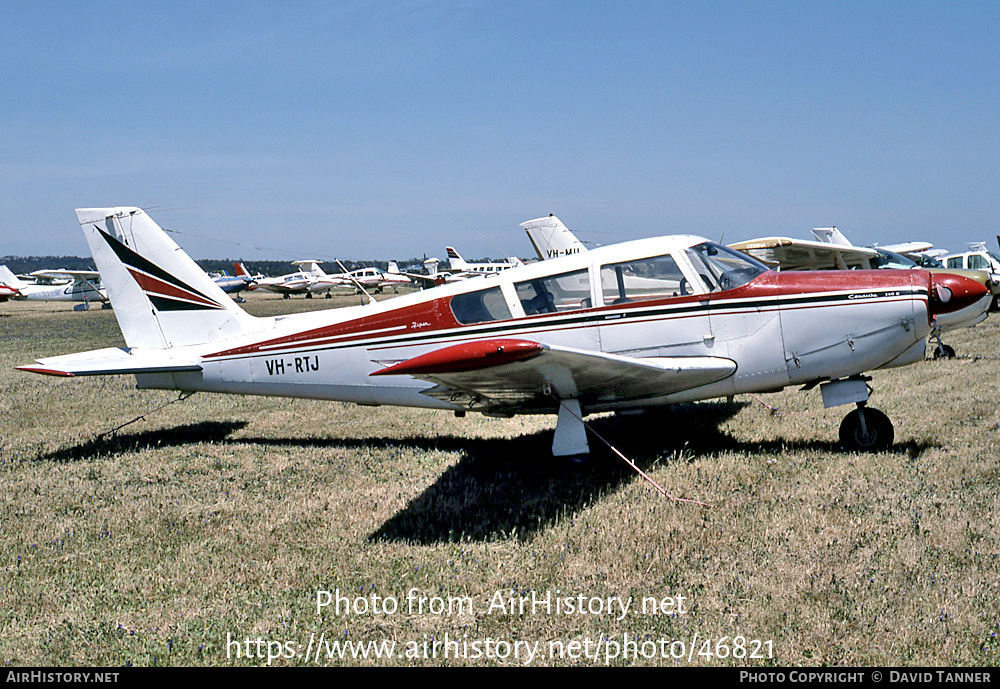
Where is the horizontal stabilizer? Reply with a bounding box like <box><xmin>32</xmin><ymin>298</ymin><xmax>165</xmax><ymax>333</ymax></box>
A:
<box><xmin>17</xmin><ymin>347</ymin><xmax>202</xmax><ymax>377</ymax></box>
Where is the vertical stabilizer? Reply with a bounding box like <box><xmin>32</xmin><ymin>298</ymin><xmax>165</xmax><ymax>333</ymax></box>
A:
<box><xmin>292</xmin><ymin>260</ymin><xmax>327</xmax><ymax>277</ymax></box>
<box><xmin>76</xmin><ymin>207</ymin><xmax>259</xmax><ymax>349</ymax></box>
<box><xmin>521</xmin><ymin>215</ymin><xmax>588</xmax><ymax>260</ymax></box>
<box><xmin>445</xmin><ymin>247</ymin><xmax>467</xmax><ymax>271</ymax></box>
<box><xmin>812</xmin><ymin>227</ymin><xmax>854</xmax><ymax>247</ymax></box>
<box><xmin>0</xmin><ymin>265</ymin><xmax>26</xmax><ymax>290</ymax></box>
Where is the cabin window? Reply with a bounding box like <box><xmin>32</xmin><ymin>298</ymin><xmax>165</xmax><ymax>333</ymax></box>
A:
<box><xmin>449</xmin><ymin>286</ymin><xmax>512</xmax><ymax>325</ymax></box>
<box><xmin>600</xmin><ymin>254</ymin><xmax>687</xmax><ymax>303</ymax></box>
<box><xmin>683</xmin><ymin>242</ymin><xmax>768</xmax><ymax>292</ymax></box>
<box><xmin>515</xmin><ymin>269</ymin><xmax>591</xmax><ymax>314</ymax></box>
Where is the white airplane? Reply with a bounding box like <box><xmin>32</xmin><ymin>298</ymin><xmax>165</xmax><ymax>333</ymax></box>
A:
<box><xmin>729</xmin><ymin>228</ymin><xmax>997</xmax><ymax>359</ymax></box>
<box><xmin>327</xmin><ymin>262</ymin><xmax>413</xmax><ymax>293</ymax></box>
<box><xmin>247</xmin><ymin>260</ymin><xmax>340</xmax><ymax>298</ymax></box>
<box><xmin>446</xmin><ymin>247</ymin><xmax>524</xmax><ymax>276</ymax></box>
<box><xmin>0</xmin><ymin>265</ymin><xmax>108</xmax><ymax>304</ymax></box>
<box><xmin>18</xmin><ymin>208</ymin><xmax>988</xmax><ymax>459</ymax></box>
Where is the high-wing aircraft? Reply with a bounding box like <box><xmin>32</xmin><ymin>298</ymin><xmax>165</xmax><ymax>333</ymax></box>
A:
<box><xmin>729</xmin><ymin>228</ymin><xmax>996</xmax><ymax>359</ymax></box>
<box><xmin>19</xmin><ymin>208</ymin><xmax>988</xmax><ymax>458</ymax></box>
<box><xmin>0</xmin><ymin>265</ymin><xmax>108</xmax><ymax>304</ymax></box>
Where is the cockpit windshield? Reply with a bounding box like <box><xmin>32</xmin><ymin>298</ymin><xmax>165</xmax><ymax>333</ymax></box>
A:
<box><xmin>683</xmin><ymin>242</ymin><xmax>769</xmax><ymax>292</ymax></box>
<box><xmin>871</xmin><ymin>248</ymin><xmax>918</xmax><ymax>270</ymax></box>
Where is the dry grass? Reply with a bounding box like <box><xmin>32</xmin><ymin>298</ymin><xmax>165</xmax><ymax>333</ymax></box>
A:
<box><xmin>1</xmin><ymin>292</ymin><xmax>998</xmax><ymax>666</ymax></box>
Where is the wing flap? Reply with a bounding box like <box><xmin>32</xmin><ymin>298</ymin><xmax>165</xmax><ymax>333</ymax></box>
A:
<box><xmin>371</xmin><ymin>339</ymin><xmax>736</xmax><ymax>412</ymax></box>
<box><xmin>17</xmin><ymin>347</ymin><xmax>202</xmax><ymax>377</ymax></box>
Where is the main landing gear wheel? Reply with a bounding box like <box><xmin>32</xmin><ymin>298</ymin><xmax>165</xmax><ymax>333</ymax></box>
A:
<box><xmin>839</xmin><ymin>406</ymin><xmax>894</xmax><ymax>452</ymax></box>
<box><xmin>932</xmin><ymin>343</ymin><xmax>956</xmax><ymax>360</ymax></box>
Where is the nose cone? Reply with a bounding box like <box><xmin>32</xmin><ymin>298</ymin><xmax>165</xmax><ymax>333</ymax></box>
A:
<box><xmin>929</xmin><ymin>272</ymin><xmax>990</xmax><ymax>316</ymax></box>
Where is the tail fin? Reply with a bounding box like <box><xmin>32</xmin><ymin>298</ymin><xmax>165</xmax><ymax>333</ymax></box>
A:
<box><xmin>387</xmin><ymin>260</ymin><xmax>400</xmax><ymax>275</ymax></box>
<box><xmin>445</xmin><ymin>247</ymin><xmax>467</xmax><ymax>270</ymax></box>
<box><xmin>811</xmin><ymin>227</ymin><xmax>854</xmax><ymax>247</ymax></box>
<box><xmin>521</xmin><ymin>215</ymin><xmax>588</xmax><ymax>260</ymax></box>
<box><xmin>0</xmin><ymin>265</ymin><xmax>26</xmax><ymax>290</ymax></box>
<box><xmin>292</xmin><ymin>260</ymin><xmax>326</xmax><ymax>277</ymax></box>
<box><xmin>77</xmin><ymin>207</ymin><xmax>259</xmax><ymax>349</ymax></box>
<box><xmin>233</xmin><ymin>262</ymin><xmax>250</xmax><ymax>277</ymax></box>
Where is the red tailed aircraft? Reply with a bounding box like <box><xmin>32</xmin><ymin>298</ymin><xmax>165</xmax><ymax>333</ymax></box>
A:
<box><xmin>17</xmin><ymin>207</ymin><xmax>988</xmax><ymax>457</ymax></box>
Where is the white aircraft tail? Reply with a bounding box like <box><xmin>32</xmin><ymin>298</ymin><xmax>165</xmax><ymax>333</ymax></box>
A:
<box><xmin>387</xmin><ymin>261</ymin><xmax>400</xmax><ymax>275</ymax></box>
<box><xmin>292</xmin><ymin>260</ymin><xmax>327</xmax><ymax>277</ymax></box>
<box><xmin>812</xmin><ymin>227</ymin><xmax>854</xmax><ymax>247</ymax></box>
<box><xmin>424</xmin><ymin>258</ymin><xmax>440</xmax><ymax>276</ymax></box>
<box><xmin>76</xmin><ymin>207</ymin><xmax>260</xmax><ymax>349</ymax></box>
<box><xmin>233</xmin><ymin>262</ymin><xmax>251</xmax><ymax>277</ymax></box>
<box><xmin>445</xmin><ymin>247</ymin><xmax>467</xmax><ymax>271</ymax></box>
<box><xmin>0</xmin><ymin>265</ymin><xmax>27</xmax><ymax>290</ymax></box>
<box><xmin>521</xmin><ymin>215</ymin><xmax>588</xmax><ymax>260</ymax></box>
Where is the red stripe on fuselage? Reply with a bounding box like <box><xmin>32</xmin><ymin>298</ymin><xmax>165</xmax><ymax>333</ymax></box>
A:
<box><xmin>202</xmin><ymin>270</ymin><xmax>931</xmax><ymax>360</ymax></box>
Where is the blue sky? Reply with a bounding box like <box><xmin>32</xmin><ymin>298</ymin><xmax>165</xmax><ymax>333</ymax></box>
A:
<box><xmin>2</xmin><ymin>1</ymin><xmax>997</xmax><ymax>262</ymax></box>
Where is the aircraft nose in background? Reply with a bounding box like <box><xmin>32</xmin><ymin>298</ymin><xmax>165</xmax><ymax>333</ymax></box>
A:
<box><xmin>928</xmin><ymin>272</ymin><xmax>990</xmax><ymax>316</ymax></box>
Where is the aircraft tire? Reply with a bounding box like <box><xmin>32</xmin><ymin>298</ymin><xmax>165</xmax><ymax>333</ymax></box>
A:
<box><xmin>839</xmin><ymin>407</ymin><xmax>893</xmax><ymax>452</ymax></box>
<box><xmin>932</xmin><ymin>344</ymin><xmax>956</xmax><ymax>360</ymax></box>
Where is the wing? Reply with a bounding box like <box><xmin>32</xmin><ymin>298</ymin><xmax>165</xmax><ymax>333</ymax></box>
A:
<box><xmin>17</xmin><ymin>347</ymin><xmax>202</xmax><ymax>377</ymax></box>
<box><xmin>370</xmin><ymin>338</ymin><xmax>735</xmax><ymax>413</ymax></box>
<box><xmin>729</xmin><ymin>237</ymin><xmax>879</xmax><ymax>271</ymax></box>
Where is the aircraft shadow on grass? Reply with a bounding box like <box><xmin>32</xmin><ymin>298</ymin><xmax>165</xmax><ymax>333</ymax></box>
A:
<box><xmin>35</xmin><ymin>420</ymin><xmax>249</xmax><ymax>463</ymax></box>
<box><xmin>34</xmin><ymin>403</ymin><xmax>938</xmax><ymax>544</ymax></box>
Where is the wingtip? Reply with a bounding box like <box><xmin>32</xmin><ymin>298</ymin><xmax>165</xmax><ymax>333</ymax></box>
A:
<box><xmin>15</xmin><ymin>365</ymin><xmax>74</xmax><ymax>377</ymax></box>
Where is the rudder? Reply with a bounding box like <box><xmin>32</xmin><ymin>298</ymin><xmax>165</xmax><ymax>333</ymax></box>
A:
<box><xmin>77</xmin><ymin>207</ymin><xmax>259</xmax><ymax>349</ymax></box>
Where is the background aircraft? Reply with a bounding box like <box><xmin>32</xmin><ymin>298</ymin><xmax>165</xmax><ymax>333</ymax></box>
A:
<box><xmin>325</xmin><ymin>262</ymin><xmax>413</xmax><ymax>293</ymax></box>
<box><xmin>210</xmin><ymin>262</ymin><xmax>255</xmax><ymax>301</ymax></box>
<box><xmin>247</xmin><ymin>260</ymin><xmax>340</xmax><ymax>298</ymax></box>
<box><xmin>18</xmin><ymin>207</ymin><xmax>988</xmax><ymax>460</ymax></box>
<box><xmin>0</xmin><ymin>265</ymin><xmax>108</xmax><ymax>306</ymax></box>
<box><xmin>729</xmin><ymin>228</ymin><xmax>997</xmax><ymax>359</ymax></box>
<box><xmin>445</xmin><ymin>247</ymin><xmax>524</xmax><ymax>277</ymax></box>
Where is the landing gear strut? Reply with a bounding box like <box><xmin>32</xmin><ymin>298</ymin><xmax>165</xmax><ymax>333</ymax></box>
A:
<box><xmin>839</xmin><ymin>403</ymin><xmax>894</xmax><ymax>452</ymax></box>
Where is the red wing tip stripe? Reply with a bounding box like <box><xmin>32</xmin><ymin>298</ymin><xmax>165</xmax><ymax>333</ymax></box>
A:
<box><xmin>16</xmin><ymin>365</ymin><xmax>74</xmax><ymax>377</ymax></box>
<box><xmin>371</xmin><ymin>339</ymin><xmax>545</xmax><ymax>377</ymax></box>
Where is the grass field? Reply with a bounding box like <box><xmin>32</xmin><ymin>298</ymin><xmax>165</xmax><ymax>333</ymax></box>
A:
<box><xmin>1</xmin><ymin>291</ymin><xmax>998</xmax><ymax>666</ymax></box>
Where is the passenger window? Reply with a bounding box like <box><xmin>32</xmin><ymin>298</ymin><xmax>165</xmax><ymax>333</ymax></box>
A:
<box><xmin>515</xmin><ymin>269</ymin><xmax>591</xmax><ymax>315</ymax></box>
<box><xmin>600</xmin><ymin>254</ymin><xmax>687</xmax><ymax>303</ymax></box>
<box><xmin>449</xmin><ymin>286</ymin><xmax>512</xmax><ymax>325</ymax></box>
<box><xmin>969</xmin><ymin>255</ymin><xmax>987</xmax><ymax>270</ymax></box>
<box><xmin>946</xmin><ymin>257</ymin><xmax>962</xmax><ymax>269</ymax></box>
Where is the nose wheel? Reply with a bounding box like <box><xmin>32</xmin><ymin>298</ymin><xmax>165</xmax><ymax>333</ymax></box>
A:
<box><xmin>839</xmin><ymin>404</ymin><xmax>894</xmax><ymax>452</ymax></box>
